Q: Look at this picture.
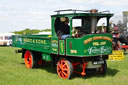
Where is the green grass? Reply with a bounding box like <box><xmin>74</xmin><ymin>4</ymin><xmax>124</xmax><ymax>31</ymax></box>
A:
<box><xmin>0</xmin><ymin>47</ymin><xmax>128</xmax><ymax>85</ymax></box>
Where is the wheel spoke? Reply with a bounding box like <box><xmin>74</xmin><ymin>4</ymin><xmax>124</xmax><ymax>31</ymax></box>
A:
<box><xmin>57</xmin><ymin>66</ymin><xmax>61</xmax><ymax>70</ymax></box>
<box><xmin>29</xmin><ymin>56</ymin><xmax>31</xmax><ymax>59</ymax></box>
<box><xmin>58</xmin><ymin>71</ymin><xmax>62</xmax><ymax>77</ymax></box>
<box><xmin>62</xmin><ymin>64</ymin><xmax>67</xmax><ymax>69</ymax></box>
<box><xmin>29</xmin><ymin>60</ymin><xmax>32</xmax><ymax>64</ymax></box>
<box><xmin>61</xmin><ymin>72</ymin><xmax>65</xmax><ymax>78</ymax></box>
<box><xmin>27</xmin><ymin>61</ymin><xmax>30</xmax><ymax>64</ymax></box>
<box><xmin>62</xmin><ymin>71</ymin><xmax>67</xmax><ymax>76</ymax></box>
<box><xmin>62</xmin><ymin>68</ymin><xmax>67</xmax><ymax>71</ymax></box>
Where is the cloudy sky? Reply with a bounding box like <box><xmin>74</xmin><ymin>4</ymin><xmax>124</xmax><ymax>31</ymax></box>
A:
<box><xmin>0</xmin><ymin>0</ymin><xmax>128</xmax><ymax>33</ymax></box>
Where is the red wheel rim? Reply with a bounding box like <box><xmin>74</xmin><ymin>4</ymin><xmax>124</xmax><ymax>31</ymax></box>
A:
<box><xmin>57</xmin><ymin>59</ymin><xmax>69</xmax><ymax>79</ymax></box>
<box><xmin>24</xmin><ymin>51</ymin><xmax>33</xmax><ymax>69</ymax></box>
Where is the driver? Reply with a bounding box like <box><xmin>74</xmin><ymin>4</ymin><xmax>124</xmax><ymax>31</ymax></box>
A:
<box><xmin>60</xmin><ymin>17</ymin><xmax>70</xmax><ymax>39</ymax></box>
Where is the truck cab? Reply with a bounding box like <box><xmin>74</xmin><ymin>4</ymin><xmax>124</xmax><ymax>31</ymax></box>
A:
<box><xmin>51</xmin><ymin>9</ymin><xmax>113</xmax><ymax>56</ymax></box>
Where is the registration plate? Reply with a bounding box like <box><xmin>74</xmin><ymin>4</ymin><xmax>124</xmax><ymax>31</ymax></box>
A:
<box><xmin>93</xmin><ymin>61</ymin><xmax>104</xmax><ymax>65</ymax></box>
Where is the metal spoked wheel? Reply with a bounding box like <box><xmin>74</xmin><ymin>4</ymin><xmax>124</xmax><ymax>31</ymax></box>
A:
<box><xmin>24</xmin><ymin>50</ymin><xmax>35</xmax><ymax>69</ymax></box>
<box><xmin>57</xmin><ymin>58</ymin><xmax>73</xmax><ymax>79</ymax></box>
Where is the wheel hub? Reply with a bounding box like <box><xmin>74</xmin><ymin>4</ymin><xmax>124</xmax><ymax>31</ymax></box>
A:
<box><xmin>27</xmin><ymin>58</ymin><xmax>29</xmax><ymax>61</ymax></box>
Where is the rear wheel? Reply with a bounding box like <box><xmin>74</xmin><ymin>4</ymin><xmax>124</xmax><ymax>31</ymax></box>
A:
<box><xmin>57</xmin><ymin>58</ymin><xmax>73</xmax><ymax>79</ymax></box>
<box><xmin>24</xmin><ymin>50</ymin><xmax>36</xmax><ymax>69</ymax></box>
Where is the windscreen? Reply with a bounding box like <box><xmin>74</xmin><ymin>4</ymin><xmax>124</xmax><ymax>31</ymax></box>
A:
<box><xmin>72</xmin><ymin>16</ymin><xmax>108</xmax><ymax>37</ymax></box>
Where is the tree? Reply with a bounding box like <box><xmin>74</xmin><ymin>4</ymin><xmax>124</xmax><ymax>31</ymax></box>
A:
<box><xmin>42</xmin><ymin>29</ymin><xmax>51</xmax><ymax>32</ymax></box>
<box><xmin>13</xmin><ymin>28</ymin><xmax>51</xmax><ymax>35</ymax></box>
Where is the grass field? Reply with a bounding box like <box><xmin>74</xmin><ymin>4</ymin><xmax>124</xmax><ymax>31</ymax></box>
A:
<box><xmin>0</xmin><ymin>47</ymin><xmax>128</xmax><ymax>85</ymax></box>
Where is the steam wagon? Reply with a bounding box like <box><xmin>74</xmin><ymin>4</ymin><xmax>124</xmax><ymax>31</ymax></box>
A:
<box><xmin>12</xmin><ymin>9</ymin><xmax>113</xmax><ymax>79</ymax></box>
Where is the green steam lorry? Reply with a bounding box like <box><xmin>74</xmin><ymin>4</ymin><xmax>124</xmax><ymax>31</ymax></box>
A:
<box><xmin>12</xmin><ymin>9</ymin><xmax>113</xmax><ymax>79</ymax></box>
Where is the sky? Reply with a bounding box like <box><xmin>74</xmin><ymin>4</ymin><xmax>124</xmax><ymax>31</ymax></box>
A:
<box><xmin>0</xmin><ymin>0</ymin><xmax>128</xmax><ymax>33</ymax></box>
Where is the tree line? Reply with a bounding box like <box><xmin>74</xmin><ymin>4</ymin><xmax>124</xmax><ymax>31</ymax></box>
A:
<box><xmin>13</xmin><ymin>28</ymin><xmax>51</xmax><ymax>35</ymax></box>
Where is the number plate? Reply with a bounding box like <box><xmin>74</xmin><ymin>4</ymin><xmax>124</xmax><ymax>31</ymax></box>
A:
<box><xmin>93</xmin><ymin>61</ymin><xmax>104</xmax><ymax>65</ymax></box>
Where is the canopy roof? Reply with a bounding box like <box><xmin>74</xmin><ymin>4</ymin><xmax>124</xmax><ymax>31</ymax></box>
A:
<box><xmin>51</xmin><ymin>9</ymin><xmax>113</xmax><ymax>18</ymax></box>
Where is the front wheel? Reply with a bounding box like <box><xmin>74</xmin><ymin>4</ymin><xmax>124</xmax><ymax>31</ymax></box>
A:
<box><xmin>57</xmin><ymin>58</ymin><xmax>73</xmax><ymax>79</ymax></box>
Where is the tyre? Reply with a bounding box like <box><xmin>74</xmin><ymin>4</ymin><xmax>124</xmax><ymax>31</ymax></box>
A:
<box><xmin>24</xmin><ymin>50</ymin><xmax>36</xmax><ymax>69</ymax></box>
<box><xmin>57</xmin><ymin>58</ymin><xmax>73</xmax><ymax>79</ymax></box>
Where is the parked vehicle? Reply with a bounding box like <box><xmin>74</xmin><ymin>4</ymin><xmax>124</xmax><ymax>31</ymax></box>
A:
<box><xmin>0</xmin><ymin>33</ymin><xmax>14</xmax><ymax>46</ymax></box>
<box><xmin>12</xmin><ymin>9</ymin><xmax>113</xmax><ymax>79</ymax></box>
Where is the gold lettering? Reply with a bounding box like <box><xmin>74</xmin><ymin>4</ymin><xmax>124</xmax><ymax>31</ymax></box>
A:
<box><xmin>101</xmin><ymin>42</ymin><xmax>106</xmax><ymax>45</ymax></box>
<box><xmin>33</xmin><ymin>40</ymin><xmax>35</xmax><ymax>43</ymax></box>
<box><xmin>61</xmin><ymin>42</ymin><xmax>63</xmax><ymax>53</ymax></box>
<box><xmin>52</xmin><ymin>48</ymin><xmax>57</xmax><ymax>51</ymax></box>
<box><xmin>84</xmin><ymin>38</ymin><xmax>92</xmax><ymax>44</ymax></box>
<box><xmin>93</xmin><ymin>36</ymin><xmax>102</xmax><ymax>40</ymax></box>
<box><xmin>93</xmin><ymin>42</ymin><xmax>99</xmax><ymax>46</ymax></box>
<box><xmin>36</xmin><ymin>40</ymin><xmax>38</xmax><ymax>44</ymax></box>
<box><xmin>52</xmin><ymin>40</ymin><xmax>58</xmax><ymax>43</ymax></box>
<box><xmin>29</xmin><ymin>39</ymin><xmax>32</xmax><ymax>43</ymax></box>
<box><xmin>102</xmin><ymin>36</ymin><xmax>112</xmax><ymax>42</ymax></box>
<box><xmin>44</xmin><ymin>40</ymin><xmax>46</xmax><ymax>44</ymax></box>
<box><xmin>70</xmin><ymin>50</ymin><xmax>77</xmax><ymax>54</ymax></box>
<box><xmin>40</xmin><ymin>40</ymin><xmax>44</xmax><ymax>44</ymax></box>
<box><xmin>38</xmin><ymin>40</ymin><xmax>41</xmax><ymax>44</ymax></box>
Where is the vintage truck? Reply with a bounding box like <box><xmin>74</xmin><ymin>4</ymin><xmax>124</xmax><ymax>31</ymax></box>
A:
<box><xmin>12</xmin><ymin>9</ymin><xmax>113</xmax><ymax>79</ymax></box>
